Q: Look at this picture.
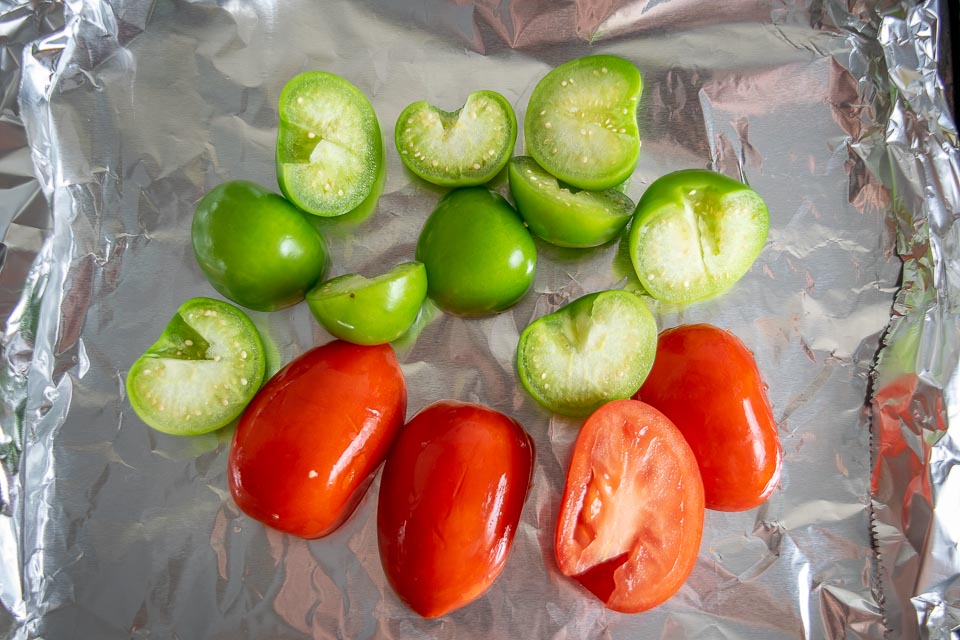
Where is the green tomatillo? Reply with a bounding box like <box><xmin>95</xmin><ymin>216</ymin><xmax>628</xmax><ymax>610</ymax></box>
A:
<box><xmin>126</xmin><ymin>297</ymin><xmax>266</xmax><ymax>436</ymax></box>
<box><xmin>307</xmin><ymin>261</ymin><xmax>428</xmax><ymax>345</ymax></box>
<box><xmin>192</xmin><ymin>180</ymin><xmax>329</xmax><ymax>312</ymax></box>
<box><xmin>416</xmin><ymin>187</ymin><xmax>536</xmax><ymax>316</ymax></box>
<box><xmin>628</xmin><ymin>169</ymin><xmax>769</xmax><ymax>304</ymax></box>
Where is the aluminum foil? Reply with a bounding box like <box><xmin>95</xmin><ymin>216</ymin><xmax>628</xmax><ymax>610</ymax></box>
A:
<box><xmin>0</xmin><ymin>0</ymin><xmax>957</xmax><ymax>638</ymax></box>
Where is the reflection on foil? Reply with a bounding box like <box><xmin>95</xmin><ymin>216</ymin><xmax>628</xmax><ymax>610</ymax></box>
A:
<box><xmin>0</xmin><ymin>0</ymin><xmax>957</xmax><ymax>638</ymax></box>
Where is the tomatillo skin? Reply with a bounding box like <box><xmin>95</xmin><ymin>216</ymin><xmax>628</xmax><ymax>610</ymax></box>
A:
<box><xmin>307</xmin><ymin>261</ymin><xmax>428</xmax><ymax>345</ymax></box>
<box><xmin>628</xmin><ymin>169</ymin><xmax>769</xmax><ymax>305</ymax></box>
<box><xmin>416</xmin><ymin>188</ymin><xmax>536</xmax><ymax>316</ymax></box>
<box><xmin>192</xmin><ymin>180</ymin><xmax>330</xmax><ymax>312</ymax></box>
<box><xmin>508</xmin><ymin>156</ymin><xmax>634</xmax><ymax>248</ymax></box>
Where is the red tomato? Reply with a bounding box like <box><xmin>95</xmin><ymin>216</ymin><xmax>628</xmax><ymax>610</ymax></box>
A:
<box><xmin>377</xmin><ymin>401</ymin><xmax>535</xmax><ymax>618</ymax></box>
<box><xmin>635</xmin><ymin>323</ymin><xmax>782</xmax><ymax>512</ymax></box>
<box><xmin>555</xmin><ymin>400</ymin><xmax>704</xmax><ymax>613</ymax></box>
<box><xmin>228</xmin><ymin>340</ymin><xmax>406</xmax><ymax>538</ymax></box>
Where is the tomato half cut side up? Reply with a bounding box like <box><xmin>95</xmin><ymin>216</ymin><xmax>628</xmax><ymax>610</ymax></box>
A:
<box><xmin>555</xmin><ymin>399</ymin><xmax>704</xmax><ymax>613</ymax></box>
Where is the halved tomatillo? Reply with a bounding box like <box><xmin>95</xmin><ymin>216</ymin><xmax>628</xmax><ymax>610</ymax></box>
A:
<box><xmin>416</xmin><ymin>188</ymin><xmax>536</xmax><ymax>316</ymax></box>
<box><xmin>126</xmin><ymin>298</ymin><xmax>266</xmax><ymax>436</ymax></box>
<box><xmin>395</xmin><ymin>90</ymin><xmax>516</xmax><ymax>187</ymax></box>
<box><xmin>516</xmin><ymin>290</ymin><xmax>658</xmax><ymax>417</ymax></box>
<box><xmin>277</xmin><ymin>71</ymin><xmax>383</xmax><ymax>217</ymax></box>
<box><xmin>628</xmin><ymin>169</ymin><xmax>770</xmax><ymax>304</ymax></box>
<box><xmin>306</xmin><ymin>261</ymin><xmax>428</xmax><ymax>345</ymax></box>
<box><xmin>525</xmin><ymin>55</ymin><xmax>642</xmax><ymax>191</ymax></box>
<box><xmin>508</xmin><ymin>156</ymin><xmax>634</xmax><ymax>248</ymax></box>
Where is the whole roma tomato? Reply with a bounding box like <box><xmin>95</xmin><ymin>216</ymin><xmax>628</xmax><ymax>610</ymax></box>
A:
<box><xmin>555</xmin><ymin>399</ymin><xmax>704</xmax><ymax>613</ymax></box>
<box><xmin>228</xmin><ymin>340</ymin><xmax>406</xmax><ymax>538</ymax></box>
<box><xmin>377</xmin><ymin>401</ymin><xmax>535</xmax><ymax>618</ymax></box>
<box><xmin>634</xmin><ymin>323</ymin><xmax>782</xmax><ymax>511</ymax></box>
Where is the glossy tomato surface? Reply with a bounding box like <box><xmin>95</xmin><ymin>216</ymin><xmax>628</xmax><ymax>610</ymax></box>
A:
<box><xmin>377</xmin><ymin>401</ymin><xmax>535</xmax><ymax>618</ymax></box>
<box><xmin>555</xmin><ymin>400</ymin><xmax>704</xmax><ymax>613</ymax></box>
<box><xmin>635</xmin><ymin>323</ymin><xmax>782</xmax><ymax>511</ymax></box>
<box><xmin>229</xmin><ymin>340</ymin><xmax>406</xmax><ymax>538</ymax></box>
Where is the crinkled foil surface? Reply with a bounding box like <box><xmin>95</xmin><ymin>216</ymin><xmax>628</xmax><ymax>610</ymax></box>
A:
<box><xmin>1</xmin><ymin>0</ymin><xmax>958</xmax><ymax>638</ymax></box>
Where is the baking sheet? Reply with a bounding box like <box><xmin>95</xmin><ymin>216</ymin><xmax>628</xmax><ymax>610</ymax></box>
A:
<box><xmin>1</xmin><ymin>0</ymin><xmax>957</xmax><ymax>638</ymax></box>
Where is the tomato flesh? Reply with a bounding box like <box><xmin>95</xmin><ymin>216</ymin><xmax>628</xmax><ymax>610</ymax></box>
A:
<box><xmin>228</xmin><ymin>340</ymin><xmax>406</xmax><ymax>538</ymax></box>
<box><xmin>377</xmin><ymin>401</ymin><xmax>535</xmax><ymax>618</ymax></box>
<box><xmin>555</xmin><ymin>399</ymin><xmax>703</xmax><ymax>613</ymax></box>
<box><xmin>635</xmin><ymin>324</ymin><xmax>782</xmax><ymax>511</ymax></box>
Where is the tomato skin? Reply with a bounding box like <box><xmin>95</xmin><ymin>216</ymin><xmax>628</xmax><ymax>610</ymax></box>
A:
<box><xmin>555</xmin><ymin>400</ymin><xmax>703</xmax><ymax>613</ymax></box>
<box><xmin>228</xmin><ymin>340</ymin><xmax>406</xmax><ymax>539</ymax></box>
<box><xmin>634</xmin><ymin>324</ymin><xmax>782</xmax><ymax>511</ymax></box>
<box><xmin>377</xmin><ymin>401</ymin><xmax>535</xmax><ymax>618</ymax></box>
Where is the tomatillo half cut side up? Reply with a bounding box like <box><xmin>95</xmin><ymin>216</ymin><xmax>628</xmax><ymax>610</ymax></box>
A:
<box><xmin>508</xmin><ymin>156</ymin><xmax>634</xmax><ymax>248</ymax></box>
<box><xmin>628</xmin><ymin>169</ymin><xmax>769</xmax><ymax>304</ymax></box>
<box><xmin>416</xmin><ymin>187</ymin><xmax>536</xmax><ymax>316</ymax></box>
<box><xmin>126</xmin><ymin>297</ymin><xmax>266</xmax><ymax>436</ymax></box>
<box><xmin>525</xmin><ymin>55</ymin><xmax>642</xmax><ymax>191</ymax></box>
<box><xmin>192</xmin><ymin>180</ymin><xmax>329</xmax><ymax>312</ymax></box>
<box><xmin>306</xmin><ymin>261</ymin><xmax>428</xmax><ymax>345</ymax></box>
<box><xmin>517</xmin><ymin>290</ymin><xmax>657</xmax><ymax>417</ymax></box>
<box><xmin>396</xmin><ymin>90</ymin><xmax>517</xmax><ymax>187</ymax></box>
<box><xmin>277</xmin><ymin>71</ymin><xmax>383</xmax><ymax>216</ymax></box>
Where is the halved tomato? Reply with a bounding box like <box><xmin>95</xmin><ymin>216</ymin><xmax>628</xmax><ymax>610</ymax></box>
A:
<box><xmin>555</xmin><ymin>399</ymin><xmax>703</xmax><ymax>613</ymax></box>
